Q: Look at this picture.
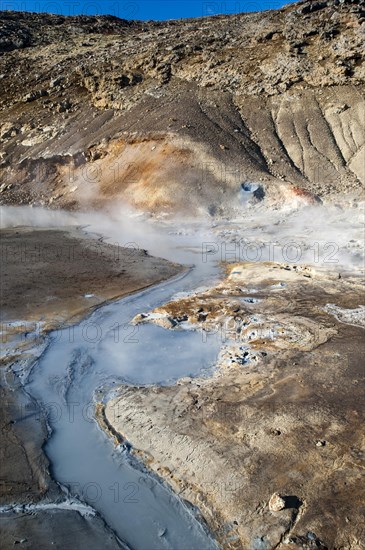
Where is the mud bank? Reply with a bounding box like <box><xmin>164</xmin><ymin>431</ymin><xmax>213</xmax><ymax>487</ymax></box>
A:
<box><xmin>106</xmin><ymin>262</ymin><xmax>365</xmax><ymax>549</ymax></box>
<box><xmin>0</xmin><ymin>508</ymin><xmax>127</xmax><ymax>550</ymax></box>
<box><xmin>1</xmin><ymin>226</ymin><xmax>182</xmax><ymax>331</ymax></box>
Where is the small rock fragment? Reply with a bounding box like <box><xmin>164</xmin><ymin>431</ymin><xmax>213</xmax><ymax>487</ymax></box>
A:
<box><xmin>268</xmin><ymin>492</ymin><xmax>285</xmax><ymax>512</ymax></box>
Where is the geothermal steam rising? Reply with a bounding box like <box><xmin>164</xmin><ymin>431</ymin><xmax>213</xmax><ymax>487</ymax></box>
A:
<box><xmin>0</xmin><ymin>202</ymin><xmax>364</xmax><ymax>270</ymax></box>
<box><xmin>0</xmin><ymin>204</ymin><xmax>177</xmax><ymax>262</ymax></box>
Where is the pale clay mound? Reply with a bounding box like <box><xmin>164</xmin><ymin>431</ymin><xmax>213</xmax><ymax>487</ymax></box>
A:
<box><xmin>323</xmin><ymin>303</ymin><xmax>365</xmax><ymax>326</ymax></box>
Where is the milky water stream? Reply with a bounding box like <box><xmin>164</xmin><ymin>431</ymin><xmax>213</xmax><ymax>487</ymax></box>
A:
<box><xmin>23</xmin><ymin>219</ymin><xmax>223</xmax><ymax>550</ymax></box>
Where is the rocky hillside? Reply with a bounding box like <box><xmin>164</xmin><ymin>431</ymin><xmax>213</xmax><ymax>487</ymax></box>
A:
<box><xmin>0</xmin><ymin>0</ymin><xmax>364</xmax><ymax>215</ymax></box>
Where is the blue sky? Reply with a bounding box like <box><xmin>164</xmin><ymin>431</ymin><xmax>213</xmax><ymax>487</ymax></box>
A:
<box><xmin>1</xmin><ymin>0</ymin><xmax>296</xmax><ymax>20</ymax></box>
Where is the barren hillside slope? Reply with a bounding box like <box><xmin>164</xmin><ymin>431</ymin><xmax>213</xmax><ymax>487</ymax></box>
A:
<box><xmin>0</xmin><ymin>0</ymin><xmax>364</xmax><ymax>214</ymax></box>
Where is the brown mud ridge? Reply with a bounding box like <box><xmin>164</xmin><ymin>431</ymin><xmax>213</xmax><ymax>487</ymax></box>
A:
<box><xmin>0</xmin><ymin>0</ymin><xmax>364</xmax><ymax>214</ymax></box>
<box><xmin>106</xmin><ymin>262</ymin><xmax>365</xmax><ymax>550</ymax></box>
<box><xmin>0</xmin><ymin>227</ymin><xmax>181</xmax><ymax>548</ymax></box>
